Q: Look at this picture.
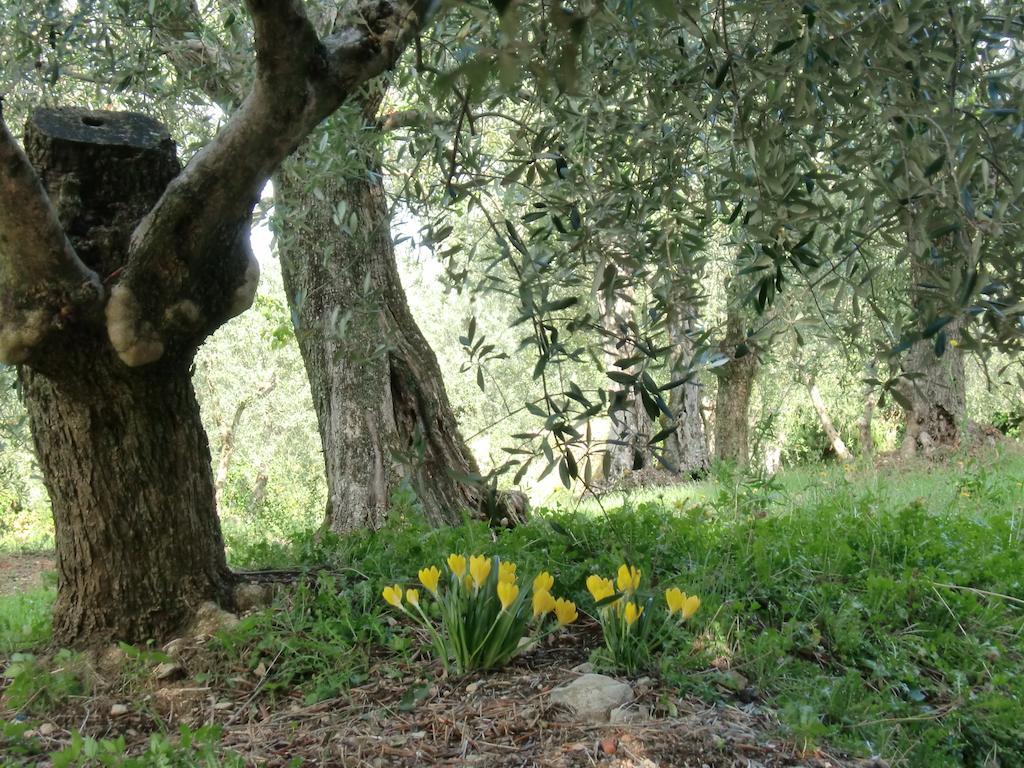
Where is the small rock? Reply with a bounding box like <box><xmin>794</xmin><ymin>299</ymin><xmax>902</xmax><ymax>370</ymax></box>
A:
<box><xmin>466</xmin><ymin>681</ymin><xmax>482</xmax><ymax>694</ymax></box>
<box><xmin>190</xmin><ymin>602</ymin><xmax>238</xmax><ymax>636</ymax></box>
<box><xmin>214</xmin><ymin>701</ymin><xmax>234</xmax><ymax>710</ymax></box>
<box><xmin>38</xmin><ymin>723</ymin><xmax>56</xmax><ymax>736</ymax></box>
<box><xmin>154</xmin><ymin>662</ymin><xmax>185</xmax><ymax>681</ymax></box>
<box><xmin>162</xmin><ymin>638</ymin><xmax>187</xmax><ymax>658</ymax></box>
<box><xmin>570</xmin><ymin>662</ymin><xmax>594</xmax><ymax>674</ymax></box>
<box><xmin>110</xmin><ymin>704</ymin><xmax>129</xmax><ymax>717</ymax></box>
<box><xmin>714</xmin><ymin>670</ymin><xmax>749</xmax><ymax>692</ymax></box>
<box><xmin>600</xmin><ymin>736</ymin><xmax>618</xmax><ymax>755</ymax></box>
<box><xmin>96</xmin><ymin>645</ymin><xmax>130</xmax><ymax>676</ymax></box>
<box><xmin>635</xmin><ymin>676</ymin><xmax>652</xmax><ymax>688</ymax></box>
<box><xmin>549</xmin><ymin>673</ymin><xmax>633</xmax><ymax>722</ymax></box>
<box><xmin>609</xmin><ymin>704</ymin><xmax>652</xmax><ymax>724</ymax></box>
<box><xmin>234</xmin><ymin>583</ymin><xmax>272</xmax><ymax>613</ymax></box>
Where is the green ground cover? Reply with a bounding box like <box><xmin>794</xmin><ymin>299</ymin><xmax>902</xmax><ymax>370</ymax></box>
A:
<box><xmin>3</xmin><ymin>451</ymin><xmax>1022</xmax><ymax>766</ymax></box>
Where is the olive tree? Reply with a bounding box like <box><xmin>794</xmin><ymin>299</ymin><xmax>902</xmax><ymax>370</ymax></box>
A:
<box><xmin>0</xmin><ymin>0</ymin><xmax>434</xmax><ymax>646</ymax></box>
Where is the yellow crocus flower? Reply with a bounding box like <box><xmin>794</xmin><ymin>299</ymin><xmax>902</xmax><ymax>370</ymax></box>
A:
<box><xmin>532</xmin><ymin>589</ymin><xmax>556</xmax><ymax>618</ymax></box>
<box><xmin>554</xmin><ymin>598</ymin><xmax>578</xmax><ymax>625</ymax></box>
<box><xmin>382</xmin><ymin>584</ymin><xmax>403</xmax><ymax>608</ymax></box>
<box><xmin>586</xmin><ymin>574</ymin><xmax>615</xmax><ymax>603</ymax></box>
<box><xmin>665</xmin><ymin>587</ymin><xmax>686</xmax><ymax>615</ymax></box>
<box><xmin>418</xmin><ymin>566</ymin><xmax>441</xmax><ymax>594</ymax></box>
<box><xmin>405</xmin><ymin>588</ymin><xmax>420</xmax><ymax>607</ymax></box>
<box><xmin>496</xmin><ymin>580</ymin><xmax>519</xmax><ymax>611</ymax></box>
<box><xmin>616</xmin><ymin>564</ymin><xmax>641</xmax><ymax>593</ymax></box>
<box><xmin>623</xmin><ymin>601</ymin><xmax>643</xmax><ymax>626</ymax></box>
<box><xmin>498</xmin><ymin>561</ymin><xmax>517</xmax><ymax>584</ymax></box>
<box><xmin>681</xmin><ymin>594</ymin><xmax>701</xmax><ymax>620</ymax></box>
<box><xmin>533</xmin><ymin>571</ymin><xmax>554</xmax><ymax>594</ymax></box>
<box><xmin>447</xmin><ymin>554</ymin><xmax>467</xmax><ymax>578</ymax></box>
<box><xmin>469</xmin><ymin>555</ymin><xmax>492</xmax><ymax>588</ymax></box>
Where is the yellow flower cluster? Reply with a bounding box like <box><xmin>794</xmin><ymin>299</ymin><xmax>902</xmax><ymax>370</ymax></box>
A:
<box><xmin>382</xmin><ymin>554</ymin><xmax>582</xmax><ymax>674</ymax></box>
<box><xmin>617</xmin><ymin>564</ymin><xmax>641</xmax><ymax>593</ymax></box>
<box><xmin>589</xmin><ymin>564</ymin><xmax>645</xmax><ymax>620</ymax></box>
<box><xmin>389</xmin><ymin>555</ymin><xmax>577</xmax><ymax>624</ymax></box>
<box><xmin>664</xmin><ymin>587</ymin><xmax>701</xmax><ymax>619</ymax></box>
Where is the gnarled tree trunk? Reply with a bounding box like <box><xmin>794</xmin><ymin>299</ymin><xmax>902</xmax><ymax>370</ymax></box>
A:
<box><xmin>0</xmin><ymin>0</ymin><xmax>440</xmax><ymax>649</ymax></box>
<box><xmin>857</xmin><ymin>362</ymin><xmax>876</xmax><ymax>459</ymax></box>
<box><xmin>900</xmin><ymin>250</ymin><xmax>967</xmax><ymax>456</ymax></box>
<box><xmin>664</xmin><ymin>301</ymin><xmax>709</xmax><ymax>477</ymax></box>
<box><xmin>900</xmin><ymin>329</ymin><xmax>966</xmax><ymax>455</ymax></box>
<box><xmin>714</xmin><ymin>301</ymin><xmax>757</xmax><ymax>468</ymax></box>
<box><xmin>16</xmin><ymin>109</ymin><xmax>232</xmax><ymax>646</ymax></box>
<box><xmin>597</xmin><ymin>287</ymin><xmax>651</xmax><ymax>478</ymax></box>
<box><xmin>274</xmin><ymin>113</ymin><xmax>521</xmax><ymax>532</ymax></box>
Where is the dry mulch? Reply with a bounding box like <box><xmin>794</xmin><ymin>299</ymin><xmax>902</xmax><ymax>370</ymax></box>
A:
<box><xmin>6</xmin><ymin>628</ymin><xmax>884</xmax><ymax>768</ymax></box>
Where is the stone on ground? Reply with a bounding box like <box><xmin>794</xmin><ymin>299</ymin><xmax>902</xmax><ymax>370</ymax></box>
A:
<box><xmin>549</xmin><ymin>673</ymin><xmax>633</xmax><ymax>722</ymax></box>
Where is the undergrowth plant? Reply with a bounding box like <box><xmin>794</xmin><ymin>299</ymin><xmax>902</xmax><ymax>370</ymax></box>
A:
<box><xmin>382</xmin><ymin>553</ymin><xmax>577</xmax><ymax>673</ymax></box>
<box><xmin>586</xmin><ymin>565</ymin><xmax>701</xmax><ymax>674</ymax></box>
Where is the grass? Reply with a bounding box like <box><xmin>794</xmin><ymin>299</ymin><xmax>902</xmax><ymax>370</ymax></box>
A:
<box><xmin>2</xmin><ymin>449</ymin><xmax>1023</xmax><ymax>766</ymax></box>
<box><xmin>0</xmin><ymin>586</ymin><xmax>54</xmax><ymax>656</ymax></box>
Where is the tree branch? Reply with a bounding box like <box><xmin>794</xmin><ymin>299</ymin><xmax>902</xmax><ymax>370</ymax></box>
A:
<box><xmin>149</xmin><ymin>0</ymin><xmax>247</xmax><ymax>108</ymax></box>
<box><xmin>0</xmin><ymin>106</ymin><xmax>103</xmax><ymax>364</ymax></box>
<box><xmin>109</xmin><ymin>0</ymin><xmax>434</xmax><ymax>366</ymax></box>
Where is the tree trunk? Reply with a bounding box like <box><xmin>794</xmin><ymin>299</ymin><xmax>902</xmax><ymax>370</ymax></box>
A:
<box><xmin>858</xmin><ymin>362</ymin><xmax>875</xmax><ymax>459</ymax></box>
<box><xmin>803</xmin><ymin>373</ymin><xmax>853</xmax><ymax>461</ymax></box>
<box><xmin>714</xmin><ymin>300</ymin><xmax>757</xmax><ymax>468</ymax></box>
<box><xmin>714</xmin><ymin>360</ymin><xmax>756</xmax><ymax>468</ymax></box>
<box><xmin>664</xmin><ymin>302</ymin><xmax>709</xmax><ymax>477</ymax></box>
<box><xmin>597</xmin><ymin>288</ymin><xmax>651</xmax><ymax>478</ymax></box>
<box><xmin>214</xmin><ymin>374</ymin><xmax>276</xmax><ymax>509</ymax></box>
<box><xmin>900</xmin><ymin>249</ymin><xmax>967</xmax><ymax>455</ymax></box>
<box><xmin>273</xmin><ymin>113</ymin><xmax>521</xmax><ymax>533</ymax></box>
<box><xmin>900</xmin><ymin>329</ymin><xmax>966</xmax><ymax>454</ymax></box>
<box><xmin>17</xmin><ymin>109</ymin><xmax>232</xmax><ymax>647</ymax></box>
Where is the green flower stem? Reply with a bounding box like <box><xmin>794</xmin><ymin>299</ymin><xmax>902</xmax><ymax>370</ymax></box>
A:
<box><xmin>411</xmin><ymin>601</ymin><xmax>450</xmax><ymax>675</ymax></box>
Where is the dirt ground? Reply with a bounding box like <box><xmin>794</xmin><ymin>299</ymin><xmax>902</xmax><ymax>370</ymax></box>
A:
<box><xmin>0</xmin><ymin>552</ymin><xmax>54</xmax><ymax>597</ymax></box>
<box><xmin>2</xmin><ymin>622</ymin><xmax>888</xmax><ymax>768</ymax></box>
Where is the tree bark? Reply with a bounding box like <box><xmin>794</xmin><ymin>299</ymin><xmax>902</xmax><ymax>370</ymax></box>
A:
<box><xmin>900</xmin><ymin>328</ymin><xmax>966</xmax><ymax>454</ymax></box>
<box><xmin>17</xmin><ymin>108</ymin><xmax>232</xmax><ymax>647</ymax></box>
<box><xmin>803</xmin><ymin>373</ymin><xmax>853</xmax><ymax>462</ymax></box>
<box><xmin>273</xmin><ymin>115</ymin><xmax>522</xmax><ymax>532</ymax></box>
<box><xmin>664</xmin><ymin>302</ymin><xmax>709</xmax><ymax>477</ymax></box>
<box><xmin>597</xmin><ymin>288</ymin><xmax>651</xmax><ymax>478</ymax></box>
<box><xmin>900</xmin><ymin>250</ymin><xmax>967</xmax><ymax>455</ymax></box>
<box><xmin>858</xmin><ymin>362</ymin><xmax>876</xmax><ymax>459</ymax></box>
<box><xmin>714</xmin><ymin>298</ymin><xmax>757</xmax><ymax>468</ymax></box>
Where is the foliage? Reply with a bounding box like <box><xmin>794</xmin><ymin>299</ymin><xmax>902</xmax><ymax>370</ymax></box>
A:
<box><xmin>2</xmin><ymin>452</ymin><xmax>1024</xmax><ymax>764</ymax></box>
<box><xmin>0</xmin><ymin>719</ymin><xmax>242</xmax><ymax>767</ymax></box>
<box><xmin>1</xmin><ymin>649</ymin><xmax>87</xmax><ymax>713</ymax></box>
<box><xmin>209</xmin><ymin>573</ymin><xmax>388</xmax><ymax>705</ymax></box>
<box><xmin>382</xmin><ymin>553</ymin><xmax>577</xmax><ymax>673</ymax></box>
<box><xmin>0</xmin><ymin>585</ymin><xmax>53</xmax><ymax>654</ymax></box>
